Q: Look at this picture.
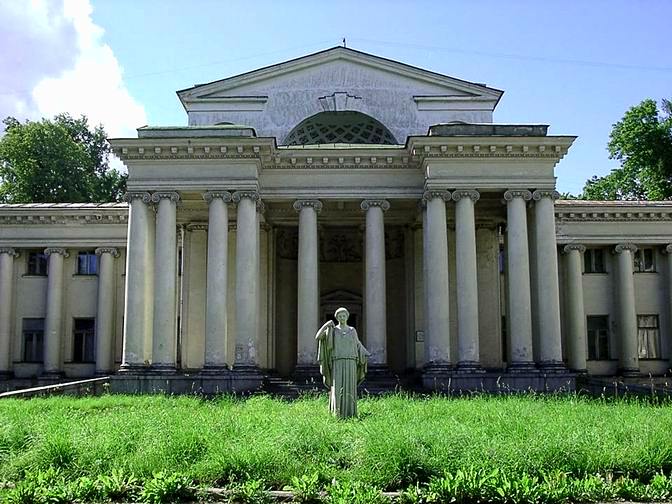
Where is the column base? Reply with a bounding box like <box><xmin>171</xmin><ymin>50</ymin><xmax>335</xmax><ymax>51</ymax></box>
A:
<box><xmin>619</xmin><ymin>368</ymin><xmax>641</xmax><ymax>378</ymax></box>
<box><xmin>148</xmin><ymin>364</ymin><xmax>177</xmax><ymax>374</ymax></box>
<box><xmin>230</xmin><ymin>364</ymin><xmax>264</xmax><ymax>393</ymax></box>
<box><xmin>422</xmin><ymin>362</ymin><xmax>453</xmax><ymax>390</ymax></box>
<box><xmin>507</xmin><ymin>362</ymin><xmax>538</xmax><ymax>373</ymax></box>
<box><xmin>201</xmin><ymin>365</ymin><xmax>230</xmax><ymax>376</ymax></box>
<box><xmin>455</xmin><ymin>361</ymin><xmax>485</xmax><ymax>373</ymax></box>
<box><xmin>118</xmin><ymin>363</ymin><xmax>149</xmax><ymax>373</ymax></box>
<box><xmin>41</xmin><ymin>371</ymin><xmax>64</xmax><ymax>380</ymax></box>
<box><xmin>293</xmin><ymin>364</ymin><xmax>321</xmax><ymax>384</ymax></box>
<box><xmin>538</xmin><ymin>361</ymin><xmax>567</xmax><ymax>373</ymax></box>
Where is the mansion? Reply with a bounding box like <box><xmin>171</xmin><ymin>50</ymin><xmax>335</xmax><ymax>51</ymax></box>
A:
<box><xmin>1</xmin><ymin>47</ymin><xmax>671</xmax><ymax>393</ymax></box>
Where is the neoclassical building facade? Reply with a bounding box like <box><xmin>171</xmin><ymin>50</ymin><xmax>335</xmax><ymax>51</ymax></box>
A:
<box><xmin>1</xmin><ymin>47</ymin><xmax>671</xmax><ymax>392</ymax></box>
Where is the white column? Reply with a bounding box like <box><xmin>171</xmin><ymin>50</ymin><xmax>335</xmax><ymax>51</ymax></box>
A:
<box><xmin>665</xmin><ymin>245</ymin><xmax>672</xmax><ymax>371</ymax></box>
<box><xmin>532</xmin><ymin>190</ymin><xmax>564</xmax><ymax>369</ymax></box>
<box><xmin>452</xmin><ymin>190</ymin><xmax>481</xmax><ymax>370</ymax></box>
<box><xmin>203</xmin><ymin>191</ymin><xmax>232</xmax><ymax>369</ymax></box>
<box><xmin>562</xmin><ymin>244</ymin><xmax>587</xmax><ymax>372</ymax></box>
<box><xmin>503</xmin><ymin>190</ymin><xmax>535</xmax><ymax>370</ymax></box>
<box><xmin>361</xmin><ymin>199</ymin><xmax>389</xmax><ymax>366</ymax></box>
<box><xmin>95</xmin><ymin>247</ymin><xmax>119</xmax><ymax>374</ymax></box>
<box><xmin>233</xmin><ymin>191</ymin><xmax>259</xmax><ymax>366</ymax></box>
<box><xmin>614</xmin><ymin>243</ymin><xmax>639</xmax><ymax>375</ymax></box>
<box><xmin>151</xmin><ymin>191</ymin><xmax>179</xmax><ymax>369</ymax></box>
<box><xmin>423</xmin><ymin>190</ymin><xmax>451</xmax><ymax>367</ymax></box>
<box><xmin>294</xmin><ymin>199</ymin><xmax>322</xmax><ymax>367</ymax></box>
<box><xmin>121</xmin><ymin>192</ymin><xmax>154</xmax><ymax>369</ymax></box>
<box><xmin>44</xmin><ymin>247</ymin><xmax>68</xmax><ymax>375</ymax></box>
<box><xmin>0</xmin><ymin>248</ymin><xmax>18</xmax><ymax>376</ymax></box>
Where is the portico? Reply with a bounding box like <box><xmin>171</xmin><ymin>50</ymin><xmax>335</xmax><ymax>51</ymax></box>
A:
<box><xmin>2</xmin><ymin>47</ymin><xmax>672</xmax><ymax>394</ymax></box>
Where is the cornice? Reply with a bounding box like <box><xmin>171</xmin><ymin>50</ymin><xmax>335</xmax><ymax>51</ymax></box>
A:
<box><xmin>111</xmin><ymin>138</ymin><xmax>273</xmax><ymax>162</ymax></box>
<box><xmin>0</xmin><ymin>211</ymin><xmax>128</xmax><ymax>226</ymax></box>
<box><xmin>410</xmin><ymin>137</ymin><xmax>575</xmax><ymax>162</ymax></box>
<box><xmin>268</xmin><ymin>152</ymin><xmax>413</xmax><ymax>171</ymax></box>
<box><xmin>555</xmin><ymin>209</ymin><xmax>672</xmax><ymax>223</ymax></box>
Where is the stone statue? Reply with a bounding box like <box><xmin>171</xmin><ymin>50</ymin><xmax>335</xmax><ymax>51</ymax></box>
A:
<box><xmin>315</xmin><ymin>307</ymin><xmax>369</xmax><ymax>418</ymax></box>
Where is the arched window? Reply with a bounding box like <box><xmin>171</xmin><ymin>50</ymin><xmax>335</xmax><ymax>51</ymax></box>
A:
<box><xmin>283</xmin><ymin>111</ymin><xmax>397</xmax><ymax>145</ymax></box>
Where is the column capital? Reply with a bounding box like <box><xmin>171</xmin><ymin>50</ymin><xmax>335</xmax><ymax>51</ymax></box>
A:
<box><xmin>562</xmin><ymin>244</ymin><xmax>586</xmax><ymax>254</ymax></box>
<box><xmin>44</xmin><ymin>247</ymin><xmax>69</xmax><ymax>258</ymax></box>
<box><xmin>663</xmin><ymin>244</ymin><xmax>672</xmax><ymax>255</ymax></box>
<box><xmin>95</xmin><ymin>247</ymin><xmax>120</xmax><ymax>258</ymax></box>
<box><xmin>0</xmin><ymin>248</ymin><xmax>19</xmax><ymax>257</ymax></box>
<box><xmin>361</xmin><ymin>199</ymin><xmax>390</xmax><ymax>212</ymax></box>
<box><xmin>293</xmin><ymin>199</ymin><xmax>323</xmax><ymax>213</ymax></box>
<box><xmin>186</xmin><ymin>223</ymin><xmax>208</xmax><ymax>232</ymax></box>
<box><xmin>122</xmin><ymin>191</ymin><xmax>151</xmax><ymax>204</ymax></box>
<box><xmin>503</xmin><ymin>189</ymin><xmax>532</xmax><ymax>202</ymax></box>
<box><xmin>532</xmin><ymin>189</ymin><xmax>560</xmax><ymax>201</ymax></box>
<box><xmin>422</xmin><ymin>190</ymin><xmax>451</xmax><ymax>203</ymax></box>
<box><xmin>150</xmin><ymin>191</ymin><xmax>180</xmax><ymax>204</ymax></box>
<box><xmin>614</xmin><ymin>243</ymin><xmax>638</xmax><ymax>254</ymax></box>
<box><xmin>232</xmin><ymin>190</ymin><xmax>259</xmax><ymax>204</ymax></box>
<box><xmin>452</xmin><ymin>189</ymin><xmax>480</xmax><ymax>203</ymax></box>
<box><xmin>203</xmin><ymin>190</ymin><xmax>232</xmax><ymax>204</ymax></box>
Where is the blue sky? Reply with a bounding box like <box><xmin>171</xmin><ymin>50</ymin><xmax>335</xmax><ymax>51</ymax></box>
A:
<box><xmin>2</xmin><ymin>0</ymin><xmax>671</xmax><ymax>195</ymax></box>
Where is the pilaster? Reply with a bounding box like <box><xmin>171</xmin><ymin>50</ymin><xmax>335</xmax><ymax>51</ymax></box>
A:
<box><xmin>0</xmin><ymin>248</ymin><xmax>19</xmax><ymax>376</ymax></box>
<box><xmin>95</xmin><ymin>247</ymin><xmax>119</xmax><ymax>374</ymax></box>
<box><xmin>562</xmin><ymin>244</ymin><xmax>587</xmax><ymax>372</ymax></box>
<box><xmin>43</xmin><ymin>247</ymin><xmax>69</xmax><ymax>376</ymax></box>
<box><xmin>613</xmin><ymin>243</ymin><xmax>639</xmax><ymax>376</ymax></box>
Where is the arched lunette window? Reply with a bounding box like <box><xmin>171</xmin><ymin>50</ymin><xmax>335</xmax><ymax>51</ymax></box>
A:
<box><xmin>283</xmin><ymin>111</ymin><xmax>397</xmax><ymax>145</ymax></box>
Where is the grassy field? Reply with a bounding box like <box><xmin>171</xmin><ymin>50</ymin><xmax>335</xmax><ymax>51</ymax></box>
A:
<box><xmin>2</xmin><ymin>393</ymin><xmax>672</xmax><ymax>502</ymax></box>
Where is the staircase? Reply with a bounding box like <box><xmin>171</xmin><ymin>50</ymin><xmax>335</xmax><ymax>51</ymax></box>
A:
<box><xmin>261</xmin><ymin>371</ymin><xmax>425</xmax><ymax>399</ymax></box>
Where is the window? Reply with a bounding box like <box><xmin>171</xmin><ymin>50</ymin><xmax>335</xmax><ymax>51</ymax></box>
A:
<box><xmin>584</xmin><ymin>248</ymin><xmax>605</xmax><ymax>273</ymax></box>
<box><xmin>22</xmin><ymin>318</ymin><xmax>44</xmax><ymax>362</ymax></box>
<box><xmin>634</xmin><ymin>248</ymin><xmax>655</xmax><ymax>272</ymax></box>
<box><xmin>76</xmin><ymin>251</ymin><xmax>97</xmax><ymax>275</ymax></box>
<box><xmin>637</xmin><ymin>315</ymin><xmax>660</xmax><ymax>359</ymax></box>
<box><xmin>587</xmin><ymin>315</ymin><xmax>610</xmax><ymax>360</ymax></box>
<box><xmin>73</xmin><ymin>318</ymin><xmax>95</xmax><ymax>363</ymax></box>
<box><xmin>27</xmin><ymin>251</ymin><xmax>48</xmax><ymax>275</ymax></box>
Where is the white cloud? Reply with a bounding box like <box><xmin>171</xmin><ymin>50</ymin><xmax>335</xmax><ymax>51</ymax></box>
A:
<box><xmin>0</xmin><ymin>0</ymin><xmax>146</xmax><ymax>143</ymax></box>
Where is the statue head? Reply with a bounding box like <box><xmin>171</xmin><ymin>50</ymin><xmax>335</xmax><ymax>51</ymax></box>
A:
<box><xmin>334</xmin><ymin>307</ymin><xmax>349</xmax><ymax>325</ymax></box>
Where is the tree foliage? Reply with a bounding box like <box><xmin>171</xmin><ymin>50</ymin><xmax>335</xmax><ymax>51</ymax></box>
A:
<box><xmin>0</xmin><ymin>114</ymin><xmax>126</xmax><ymax>203</ymax></box>
<box><xmin>582</xmin><ymin>99</ymin><xmax>672</xmax><ymax>200</ymax></box>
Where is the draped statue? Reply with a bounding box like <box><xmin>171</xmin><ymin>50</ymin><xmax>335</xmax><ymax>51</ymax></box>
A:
<box><xmin>315</xmin><ymin>307</ymin><xmax>369</xmax><ymax>418</ymax></box>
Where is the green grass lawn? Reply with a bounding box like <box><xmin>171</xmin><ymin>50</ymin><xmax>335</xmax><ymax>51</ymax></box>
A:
<box><xmin>2</xmin><ymin>393</ymin><xmax>672</xmax><ymax>502</ymax></box>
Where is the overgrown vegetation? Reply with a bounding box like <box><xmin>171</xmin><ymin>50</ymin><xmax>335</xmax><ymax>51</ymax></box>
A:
<box><xmin>2</xmin><ymin>394</ymin><xmax>672</xmax><ymax>502</ymax></box>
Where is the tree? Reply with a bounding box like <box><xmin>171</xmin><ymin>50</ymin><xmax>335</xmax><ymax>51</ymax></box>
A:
<box><xmin>582</xmin><ymin>99</ymin><xmax>672</xmax><ymax>200</ymax></box>
<box><xmin>0</xmin><ymin>114</ymin><xmax>126</xmax><ymax>203</ymax></box>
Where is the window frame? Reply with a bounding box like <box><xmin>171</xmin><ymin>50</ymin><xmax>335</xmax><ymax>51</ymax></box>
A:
<box><xmin>586</xmin><ymin>315</ymin><xmax>610</xmax><ymax>361</ymax></box>
<box><xmin>634</xmin><ymin>247</ymin><xmax>656</xmax><ymax>273</ymax></box>
<box><xmin>22</xmin><ymin>318</ymin><xmax>45</xmax><ymax>362</ymax></box>
<box><xmin>583</xmin><ymin>248</ymin><xmax>606</xmax><ymax>274</ymax></box>
<box><xmin>637</xmin><ymin>314</ymin><xmax>661</xmax><ymax>360</ymax></box>
<box><xmin>26</xmin><ymin>251</ymin><xmax>48</xmax><ymax>276</ymax></box>
<box><xmin>72</xmin><ymin>317</ymin><xmax>96</xmax><ymax>363</ymax></box>
<box><xmin>75</xmin><ymin>251</ymin><xmax>98</xmax><ymax>276</ymax></box>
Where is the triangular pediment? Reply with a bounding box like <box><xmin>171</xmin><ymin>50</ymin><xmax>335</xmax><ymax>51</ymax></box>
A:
<box><xmin>178</xmin><ymin>46</ymin><xmax>502</xmax><ymax>105</ymax></box>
